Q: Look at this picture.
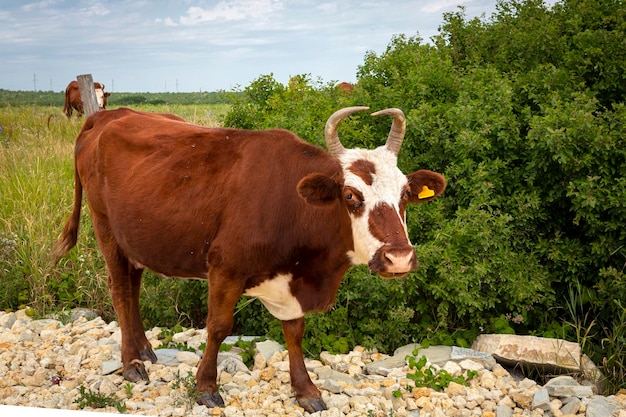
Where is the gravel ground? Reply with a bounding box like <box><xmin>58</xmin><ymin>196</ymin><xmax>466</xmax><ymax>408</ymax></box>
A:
<box><xmin>1</xmin><ymin>309</ymin><xmax>625</xmax><ymax>417</ymax></box>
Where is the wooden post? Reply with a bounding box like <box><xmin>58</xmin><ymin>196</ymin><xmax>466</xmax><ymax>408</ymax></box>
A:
<box><xmin>76</xmin><ymin>74</ymin><xmax>100</xmax><ymax>117</ymax></box>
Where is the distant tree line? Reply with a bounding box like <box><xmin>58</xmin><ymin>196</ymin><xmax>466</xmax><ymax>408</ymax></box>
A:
<box><xmin>0</xmin><ymin>89</ymin><xmax>236</xmax><ymax>107</ymax></box>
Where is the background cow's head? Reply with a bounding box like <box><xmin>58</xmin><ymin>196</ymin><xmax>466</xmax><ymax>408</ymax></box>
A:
<box><xmin>93</xmin><ymin>83</ymin><xmax>111</xmax><ymax>109</ymax></box>
<box><xmin>298</xmin><ymin>107</ymin><xmax>446</xmax><ymax>278</ymax></box>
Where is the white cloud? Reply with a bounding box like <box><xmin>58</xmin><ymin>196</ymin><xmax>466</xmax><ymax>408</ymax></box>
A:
<box><xmin>160</xmin><ymin>17</ymin><xmax>177</xmax><ymax>27</ymax></box>
<box><xmin>20</xmin><ymin>0</ymin><xmax>58</xmax><ymax>13</ymax></box>
<box><xmin>80</xmin><ymin>2</ymin><xmax>110</xmax><ymax>17</ymax></box>
<box><xmin>315</xmin><ymin>2</ymin><xmax>338</xmax><ymax>13</ymax></box>
<box><xmin>420</xmin><ymin>0</ymin><xmax>468</xmax><ymax>14</ymax></box>
<box><xmin>177</xmin><ymin>0</ymin><xmax>284</xmax><ymax>25</ymax></box>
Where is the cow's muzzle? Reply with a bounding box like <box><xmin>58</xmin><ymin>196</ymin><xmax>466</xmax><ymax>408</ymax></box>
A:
<box><xmin>369</xmin><ymin>246</ymin><xmax>418</xmax><ymax>278</ymax></box>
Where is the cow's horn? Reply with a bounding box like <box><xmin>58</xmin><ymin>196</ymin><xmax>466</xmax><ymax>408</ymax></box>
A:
<box><xmin>371</xmin><ymin>108</ymin><xmax>406</xmax><ymax>155</ymax></box>
<box><xmin>325</xmin><ymin>106</ymin><xmax>369</xmax><ymax>157</ymax></box>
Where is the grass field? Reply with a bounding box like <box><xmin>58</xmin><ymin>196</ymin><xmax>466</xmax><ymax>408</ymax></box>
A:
<box><xmin>0</xmin><ymin>104</ymin><xmax>229</xmax><ymax>319</ymax></box>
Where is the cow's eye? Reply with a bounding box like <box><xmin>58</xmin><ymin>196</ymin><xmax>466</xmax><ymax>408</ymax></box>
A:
<box><xmin>344</xmin><ymin>190</ymin><xmax>363</xmax><ymax>211</ymax></box>
<box><xmin>402</xmin><ymin>187</ymin><xmax>411</xmax><ymax>200</ymax></box>
<box><xmin>346</xmin><ymin>193</ymin><xmax>362</xmax><ymax>205</ymax></box>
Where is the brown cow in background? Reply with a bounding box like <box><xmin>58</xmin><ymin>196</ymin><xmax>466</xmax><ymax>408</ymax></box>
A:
<box><xmin>63</xmin><ymin>80</ymin><xmax>110</xmax><ymax>117</ymax></box>
<box><xmin>336</xmin><ymin>81</ymin><xmax>354</xmax><ymax>92</ymax></box>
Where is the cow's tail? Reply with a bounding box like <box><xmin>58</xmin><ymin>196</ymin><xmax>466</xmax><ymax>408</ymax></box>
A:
<box><xmin>51</xmin><ymin>164</ymin><xmax>83</xmax><ymax>266</ymax></box>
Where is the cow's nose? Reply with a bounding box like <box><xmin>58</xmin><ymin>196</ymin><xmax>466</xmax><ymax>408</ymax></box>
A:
<box><xmin>384</xmin><ymin>249</ymin><xmax>417</xmax><ymax>273</ymax></box>
<box><xmin>370</xmin><ymin>247</ymin><xmax>417</xmax><ymax>278</ymax></box>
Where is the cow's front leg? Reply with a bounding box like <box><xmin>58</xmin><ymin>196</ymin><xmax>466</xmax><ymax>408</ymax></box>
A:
<box><xmin>282</xmin><ymin>317</ymin><xmax>327</xmax><ymax>412</ymax></box>
<box><xmin>195</xmin><ymin>280</ymin><xmax>242</xmax><ymax>408</ymax></box>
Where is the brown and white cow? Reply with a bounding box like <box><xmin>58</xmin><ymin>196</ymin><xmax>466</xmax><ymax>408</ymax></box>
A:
<box><xmin>52</xmin><ymin>106</ymin><xmax>446</xmax><ymax>412</ymax></box>
<box><xmin>63</xmin><ymin>80</ymin><xmax>110</xmax><ymax>118</ymax></box>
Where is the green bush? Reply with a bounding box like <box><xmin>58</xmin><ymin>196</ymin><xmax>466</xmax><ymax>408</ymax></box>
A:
<box><xmin>218</xmin><ymin>0</ymin><xmax>626</xmax><ymax>393</ymax></box>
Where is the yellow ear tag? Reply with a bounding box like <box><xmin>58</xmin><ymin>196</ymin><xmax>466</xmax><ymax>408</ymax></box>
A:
<box><xmin>418</xmin><ymin>185</ymin><xmax>435</xmax><ymax>199</ymax></box>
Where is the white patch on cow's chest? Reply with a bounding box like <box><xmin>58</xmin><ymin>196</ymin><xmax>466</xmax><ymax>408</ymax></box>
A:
<box><xmin>244</xmin><ymin>273</ymin><xmax>304</xmax><ymax>321</ymax></box>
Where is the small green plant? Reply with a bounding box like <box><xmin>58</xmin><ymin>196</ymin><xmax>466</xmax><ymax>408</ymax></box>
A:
<box><xmin>157</xmin><ymin>325</ymin><xmax>197</xmax><ymax>352</ymax></box>
<box><xmin>219</xmin><ymin>337</ymin><xmax>261</xmax><ymax>368</ymax></box>
<box><xmin>600</xmin><ymin>300</ymin><xmax>626</xmax><ymax>394</ymax></box>
<box><xmin>394</xmin><ymin>348</ymin><xmax>478</xmax><ymax>396</ymax></box>
<box><xmin>122</xmin><ymin>382</ymin><xmax>133</xmax><ymax>399</ymax></box>
<box><xmin>171</xmin><ymin>371</ymin><xmax>198</xmax><ymax>410</ymax></box>
<box><xmin>74</xmin><ymin>385</ymin><xmax>126</xmax><ymax>413</ymax></box>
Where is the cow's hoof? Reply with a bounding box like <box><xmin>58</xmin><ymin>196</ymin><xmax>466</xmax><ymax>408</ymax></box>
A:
<box><xmin>140</xmin><ymin>347</ymin><xmax>157</xmax><ymax>363</ymax></box>
<box><xmin>122</xmin><ymin>359</ymin><xmax>149</xmax><ymax>382</ymax></box>
<box><xmin>196</xmin><ymin>391</ymin><xmax>225</xmax><ymax>408</ymax></box>
<box><xmin>298</xmin><ymin>397</ymin><xmax>327</xmax><ymax>413</ymax></box>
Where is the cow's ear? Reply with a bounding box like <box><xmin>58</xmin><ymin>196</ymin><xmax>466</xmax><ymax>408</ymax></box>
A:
<box><xmin>407</xmin><ymin>169</ymin><xmax>446</xmax><ymax>203</ymax></box>
<box><xmin>297</xmin><ymin>173</ymin><xmax>342</xmax><ymax>206</ymax></box>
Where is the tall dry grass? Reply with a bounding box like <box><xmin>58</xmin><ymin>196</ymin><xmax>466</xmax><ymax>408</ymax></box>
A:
<box><xmin>0</xmin><ymin>104</ymin><xmax>226</xmax><ymax>320</ymax></box>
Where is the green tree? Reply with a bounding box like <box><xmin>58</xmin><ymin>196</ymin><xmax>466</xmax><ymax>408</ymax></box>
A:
<box><xmin>221</xmin><ymin>0</ymin><xmax>626</xmax><ymax>392</ymax></box>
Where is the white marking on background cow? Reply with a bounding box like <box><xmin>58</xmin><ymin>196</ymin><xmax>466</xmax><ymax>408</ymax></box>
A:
<box><xmin>339</xmin><ymin>146</ymin><xmax>411</xmax><ymax>265</ymax></box>
<box><xmin>244</xmin><ymin>273</ymin><xmax>304</xmax><ymax>321</ymax></box>
<box><xmin>95</xmin><ymin>88</ymin><xmax>105</xmax><ymax>108</ymax></box>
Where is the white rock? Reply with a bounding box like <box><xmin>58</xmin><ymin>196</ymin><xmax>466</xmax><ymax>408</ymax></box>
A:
<box><xmin>443</xmin><ymin>360</ymin><xmax>462</xmax><ymax>376</ymax></box>
<box><xmin>98</xmin><ymin>378</ymin><xmax>118</xmax><ymax>396</ymax></box>
<box><xmin>171</xmin><ymin>329</ymin><xmax>194</xmax><ymax>343</ymax></box>
<box><xmin>459</xmin><ymin>359</ymin><xmax>484</xmax><ymax>372</ymax></box>
<box><xmin>101</xmin><ymin>360</ymin><xmax>123</xmax><ymax>375</ymax></box>
<box><xmin>176</xmin><ymin>351</ymin><xmax>200</xmax><ymax>366</ymax></box>
<box><xmin>0</xmin><ymin>312</ymin><xmax>17</xmax><ymax>329</ymax></box>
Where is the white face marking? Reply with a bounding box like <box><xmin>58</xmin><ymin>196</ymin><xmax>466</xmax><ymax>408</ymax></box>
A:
<box><xmin>243</xmin><ymin>273</ymin><xmax>304</xmax><ymax>321</ymax></box>
<box><xmin>339</xmin><ymin>146</ymin><xmax>411</xmax><ymax>266</ymax></box>
<box><xmin>95</xmin><ymin>88</ymin><xmax>105</xmax><ymax>108</ymax></box>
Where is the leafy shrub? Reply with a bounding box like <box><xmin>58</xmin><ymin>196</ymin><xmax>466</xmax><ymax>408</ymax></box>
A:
<box><xmin>140</xmin><ymin>273</ymin><xmax>208</xmax><ymax>329</ymax></box>
<box><xmin>217</xmin><ymin>0</ymin><xmax>626</xmax><ymax>392</ymax></box>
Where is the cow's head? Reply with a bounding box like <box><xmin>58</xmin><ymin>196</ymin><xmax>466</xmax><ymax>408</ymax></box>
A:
<box><xmin>298</xmin><ymin>107</ymin><xmax>446</xmax><ymax>278</ymax></box>
<box><xmin>93</xmin><ymin>83</ymin><xmax>111</xmax><ymax>109</ymax></box>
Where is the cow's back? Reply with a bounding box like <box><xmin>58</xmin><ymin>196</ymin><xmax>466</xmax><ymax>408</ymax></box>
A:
<box><xmin>76</xmin><ymin>108</ymin><xmax>347</xmax><ymax>280</ymax></box>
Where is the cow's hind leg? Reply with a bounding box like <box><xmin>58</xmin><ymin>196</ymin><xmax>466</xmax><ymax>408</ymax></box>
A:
<box><xmin>95</xmin><ymin>222</ymin><xmax>155</xmax><ymax>382</ymax></box>
<box><xmin>109</xmin><ymin>262</ymin><xmax>156</xmax><ymax>382</ymax></box>
<box><xmin>128</xmin><ymin>266</ymin><xmax>157</xmax><ymax>364</ymax></box>
<box><xmin>282</xmin><ymin>317</ymin><xmax>327</xmax><ymax>412</ymax></box>
<box><xmin>195</xmin><ymin>276</ymin><xmax>243</xmax><ymax>408</ymax></box>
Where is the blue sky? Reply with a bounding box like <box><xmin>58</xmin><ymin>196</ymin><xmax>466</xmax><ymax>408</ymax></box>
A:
<box><xmin>0</xmin><ymin>0</ymin><xmax>553</xmax><ymax>93</ymax></box>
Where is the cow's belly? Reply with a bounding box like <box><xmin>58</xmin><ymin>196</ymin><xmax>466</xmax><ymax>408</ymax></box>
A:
<box><xmin>244</xmin><ymin>273</ymin><xmax>304</xmax><ymax>321</ymax></box>
<box><xmin>117</xmin><ymin>240</ymin><xmax>209</xmax><ymax>278</ymax></box>
<box><xmin>102</xmin><ymin>213</ymin><xmax>213</xmax><ymax>278</ymax></box>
